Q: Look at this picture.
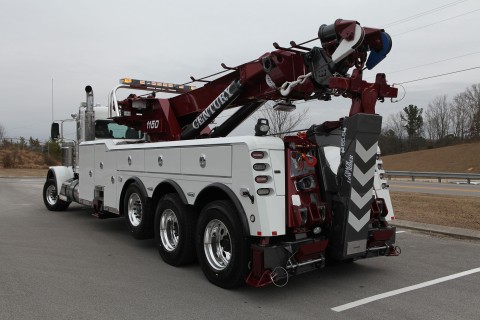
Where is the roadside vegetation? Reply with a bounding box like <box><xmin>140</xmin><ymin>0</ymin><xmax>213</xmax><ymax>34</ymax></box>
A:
<box><xmin>379</xmin><ymin>83</ymin><xmax>480</xmax><ymax>155</ymax></box>
<box><xmin>0</xmin><ymin>135</ymin><xmax>61</xmax><ymax>170</ymax></box>
<box><xmin>392</xmin><ymin>192</ymin><xmax>480</xmax><ymax>231</ymax></box>
<box><xmin>382</xmin><ymin>141</ymin><xmax>480</xmax><ymax>173</ymax></box>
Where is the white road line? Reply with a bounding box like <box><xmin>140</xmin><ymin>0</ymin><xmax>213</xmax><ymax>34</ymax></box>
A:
<box><xmin>332</xmin><ymin>267</ymin><xmax>480</xmax><ymax>312</ymax></box>
<box><xmin>396</xmin><ymin>231</ymin><xmax>406</xmax><ymax>234</ymax></box>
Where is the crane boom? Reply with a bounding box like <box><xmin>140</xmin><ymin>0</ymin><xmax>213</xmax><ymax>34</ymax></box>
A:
<box><xmin>111</xmin><ymin>19</ymin><xmax>397</xmax><ymax>142</ymax></box>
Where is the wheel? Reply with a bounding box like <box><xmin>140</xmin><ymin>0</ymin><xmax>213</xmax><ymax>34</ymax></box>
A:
<box><xmin>124</xmin><ymin>183</ymin><xmax>153</xmax><ymax>239</ymax></box>
<box><xmin>154</xmin><ymin>194</ymin><xmax>196</xmax><ymax>266</ymax></box>
<box><xmin>196</xmin><ymin>200</ymin><xmax>250</xmax><ymax>289</ymax></box>
<box><xmin>43</xmin><ymin>179</ymin><xmax>70</xmax><ymax>211</ymax></box>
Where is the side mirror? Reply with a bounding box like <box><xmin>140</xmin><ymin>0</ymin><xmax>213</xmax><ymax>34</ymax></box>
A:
<box><xmin>51</xmin><ymin>123</ymin><xmax>60</xmax><ymax>140</ymax></box>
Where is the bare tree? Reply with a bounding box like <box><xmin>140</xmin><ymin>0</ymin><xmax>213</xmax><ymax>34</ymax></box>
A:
<box><xmin>0</xmin><ymin>123</ymin><xmax>5</xmax><ymax>141</ymax></box>
<box><xmin>383</xmin><ymin>111</ymin><xmax>406</xmax><ymax>140</ymax></box>
<box><xmin>450</xmin><ymin>92</ymin><xmax>470</xmax><ymax>140</ymax></box>
<box><xmin>380</xmin><ymin>111</ymin><xmax>406</xmax><ymax>154</ymax></box>
<box><xmin>253</xmin><ymin>101</ymin><xmax>310</xmax><ymax>137</ymax></box>
<box><xmin>463</xmin><ymin>83</ymin><xmax>480</xmax><ymax>137</ymax></box>
<box><xmin>424</xmin><ymin>95</ymin><xmax>450</xmax><ymax>141</ymax></box>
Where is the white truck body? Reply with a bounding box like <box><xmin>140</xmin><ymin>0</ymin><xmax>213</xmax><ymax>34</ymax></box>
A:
<box><xmin>76</xmin><ymin>136</ymin><xmax>286</xmax><ymax>237</ymax></box>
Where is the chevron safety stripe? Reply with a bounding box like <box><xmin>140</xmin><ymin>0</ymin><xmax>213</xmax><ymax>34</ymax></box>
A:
<box><xmin>347</xmin><ymin>141</ymin><xmax>377</xmax><ymax>233</ymax></box>
<box><xmin>353</xmin><ymin>164</ymin><xmax>375</xmax><ymax>187</ymax></box>
<box><xmin>355</xmin><ymin>141</ymin><xmax>378</xmax><ymax>163</ymax></box>
<box><xmin>348</xmin><ymin>210</ymin><xmax>371</xmax><ymax>232</ymax></box>
<box><xmin>350</xmin><ymin>188</ymin><xmax>373</xmax><ymax>210</ymax></box>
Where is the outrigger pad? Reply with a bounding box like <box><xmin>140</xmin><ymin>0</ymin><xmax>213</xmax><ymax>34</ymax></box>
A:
<box><xmin>329</xmin><ymin>114</ymin><xmax>382</xmax><ymax>260</ymax></box>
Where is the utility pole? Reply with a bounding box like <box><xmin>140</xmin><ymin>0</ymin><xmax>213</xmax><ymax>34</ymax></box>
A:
<box><xmin>49</xmin><ymin>78</ymin><xmax>54</xmax><ymax>156</ymax></box>
<box><xmin>51</xmin><ymin>78</ymin><xmax>54</xmax><ymax>123</ymax></box>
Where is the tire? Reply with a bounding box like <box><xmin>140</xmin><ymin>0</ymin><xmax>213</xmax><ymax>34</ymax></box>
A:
<box><xmin>43</xmin><ymin>179</ymin><xmax>70</xmax><ymax>211</ymax></box>
<box><xmin>154</xmin><ymin>194</ymin><xmax>196</xmax><ymax>266</ymax></box>
<box><xmin>124</xmin><ymin>183</ymin><xmax>153</xmax><ymax>240</ymax></box>
<box><xmin>196</xmin><ymin>200</ymin><xmax>250</xmax><ymax>289</ymax></box>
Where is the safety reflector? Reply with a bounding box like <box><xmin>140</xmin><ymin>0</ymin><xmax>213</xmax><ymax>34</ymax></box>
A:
<box><xmin>272</xmin><ymin>231</ymin><xmax>278</xmax><ymax>236</ymax></box>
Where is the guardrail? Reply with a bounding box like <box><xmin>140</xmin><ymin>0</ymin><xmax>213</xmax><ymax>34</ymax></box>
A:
<box><xmin>385</xmin><ymin>171</ymin><xmax>480</xmax><ymax>184</ymax></box>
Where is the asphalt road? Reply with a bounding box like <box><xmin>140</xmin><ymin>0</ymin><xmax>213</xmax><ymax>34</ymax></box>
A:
<box><xmin>1</xmin><ymin>177</ymin><xmax>479</xmax><ymax>320</ymax></box>
<box><xmin>388</xmin><ymin>180</ymin><xmax>480</xmax><ymax>197</ymax></box>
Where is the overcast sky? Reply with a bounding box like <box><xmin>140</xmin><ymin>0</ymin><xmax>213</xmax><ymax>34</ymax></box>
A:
<box><xmin>1</xmin><ymin>0</ymin><xmax>479</xmax><ymax>141</ymax></box>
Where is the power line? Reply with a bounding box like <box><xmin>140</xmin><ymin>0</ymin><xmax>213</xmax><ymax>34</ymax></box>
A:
<box><xmin>215</xmin><ymin>66</ymin><xmax>480</xmax><ymax>117</ymax></box>
<box><xmin>374</xmin><ymin>51</ymin><xmax>480</xmax><ymax>76</ymax></box>
<box><xmin>393</xmin><ymin>8</ymin><xmax>480</xmax><ymax>36</ymax></box>
<box><xmin>395</xmin><ymin>66</ymin><xmax>480</xmax><ymax>85</ymax></box>
<box><xmin>384</xmin><ymin>0</ymin><xmax>468</xmax><ymax>27</ymax></box>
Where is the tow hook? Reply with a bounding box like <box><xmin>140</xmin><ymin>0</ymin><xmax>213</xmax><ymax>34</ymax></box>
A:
<box><xmin>386</xmin><ymin>245</ymin><xmax>401</xmax><ymax>256</ymax></box>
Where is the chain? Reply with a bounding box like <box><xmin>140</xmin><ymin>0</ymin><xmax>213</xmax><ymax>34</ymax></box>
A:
<box><xmin>280</xmin><ymin>72</ymin><xmax>312</xmax><ymax>96</ymax></box>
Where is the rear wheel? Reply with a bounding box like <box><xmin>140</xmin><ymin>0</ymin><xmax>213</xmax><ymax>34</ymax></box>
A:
<box><xmin>124</xmin><ymin>183</ymin><xmax>152</xmax><ymax>239</ymax></box>
<box><xmin>155</xmin><ymin>194</ymin><xmax>196</xmax><ymax>266</ymax></box>
<box><xmin>196</xmin><ymin>200</ymin><xmax>249</xmax><ymax>289</ymax></box>
<box><xmin>43</xmin><ymin>179</ymin><xmax>70</xmax><ymax>211</ymax></box>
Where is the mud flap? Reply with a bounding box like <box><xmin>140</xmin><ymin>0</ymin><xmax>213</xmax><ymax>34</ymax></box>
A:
<box><xmin>329</xmin><ymin>114</ymin><xmax>382</xmax><ymax>260</ymax></box>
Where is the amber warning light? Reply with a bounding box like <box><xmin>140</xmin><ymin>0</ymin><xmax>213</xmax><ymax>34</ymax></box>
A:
<box><xmin>120</xmin><ymin>78</ymin><xmax>196</xmax><ymax>93</ymax></box>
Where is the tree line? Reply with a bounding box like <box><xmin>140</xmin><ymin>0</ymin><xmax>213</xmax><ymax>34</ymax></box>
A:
<box><xmin>1</xmin><ymin>83</ymin><xmax>479</xmax><ymax>162</ymax></box>
<box><xmin>379</xmin><ymin>83</ymin><xmax>480</xmax><ymax>155</ymax></box>
<box><xmin>0</xmin><ymin>125</ymin><xmax>61</xmax><ymax>168</ymax></box>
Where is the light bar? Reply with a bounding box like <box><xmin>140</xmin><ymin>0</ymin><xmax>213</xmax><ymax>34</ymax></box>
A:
<box><xmin>120</xmin><ymin>78</ymin><xmax>196</xmax><ymax>93</ymax></box>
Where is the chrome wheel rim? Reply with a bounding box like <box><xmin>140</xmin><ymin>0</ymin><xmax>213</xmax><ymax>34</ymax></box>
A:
<box><xmin>203</xmin><ymin>219</ymin><xmax>232</xmax><ymax>271</ymax></box>
<box><xmin>160</xmin><ymin>209</ymin><xmax>179</xmax><ymax>252</ymax></box>
<box><xmin>46</xmin><ymin>184</ymin><xmax>58</xmax><ymax>206</ymax></box>
<box><xmin>127</xmin><ymin>193</ymin><xmax>142</xmax><ymax>227</ymax></box>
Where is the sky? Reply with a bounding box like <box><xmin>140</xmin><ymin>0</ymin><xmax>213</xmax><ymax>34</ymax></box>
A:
<box><xmin>1</xmin><ymin>0</ymin><xmax>479</xmax><ymax>141</ymax></box>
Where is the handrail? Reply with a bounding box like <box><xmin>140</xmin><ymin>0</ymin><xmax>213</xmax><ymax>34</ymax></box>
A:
<box><xmin>108</xmin><ymin>85</ymin><xmax>130</xmax><ymax>117</ymax></box>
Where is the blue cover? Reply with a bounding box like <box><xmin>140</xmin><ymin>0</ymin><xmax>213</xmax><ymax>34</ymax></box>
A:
<box><xmin>366</xmin><ymin>32</ymin><xmax>392</xmax><ymax>70</ymax></box>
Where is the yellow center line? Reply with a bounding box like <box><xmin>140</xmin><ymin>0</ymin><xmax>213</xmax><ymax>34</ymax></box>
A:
<box><xmin>392</xmin><ymin>185</ymin><xmax>480</xmax><ymax>193</ymax></box>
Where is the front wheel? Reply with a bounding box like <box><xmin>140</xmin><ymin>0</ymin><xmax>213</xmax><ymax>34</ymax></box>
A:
<box><xmin>43</xmin><ymin>179</ymin><xmax>70</xmax><ymax>211</ymax></box>
<box><xmin>124</xmin><ymin>183</ymin><xmax>152</xmax><ymax>239</ymax></box>
<box><xmin>196</xmin><ymin>200</ymin><xmax>249</xmax><ymax>289</ymax></box>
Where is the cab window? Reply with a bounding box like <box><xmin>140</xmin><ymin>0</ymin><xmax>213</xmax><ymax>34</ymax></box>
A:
<box><xmin>95</xmin><ymin>120</ymin><xmax>143</xmax><ymax>139</ymax></box>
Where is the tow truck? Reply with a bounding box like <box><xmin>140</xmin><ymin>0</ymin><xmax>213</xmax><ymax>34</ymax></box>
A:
<box><xmin>44</xmin><ymin>19</ymin><xmax>400</xmax><ymax>288</ymax></box>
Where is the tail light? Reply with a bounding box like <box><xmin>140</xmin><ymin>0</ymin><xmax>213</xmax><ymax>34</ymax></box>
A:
<box><xmin>257</xmin><ymin>188</ymin><xmax>270</xmax><ymax>196</ymax></box>
<box><xmin>251</xmin><ymin>151</ymin><xmax>265</xmax><ymax>159</ymax></box>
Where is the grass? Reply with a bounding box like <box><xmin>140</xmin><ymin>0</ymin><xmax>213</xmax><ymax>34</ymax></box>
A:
<box><xmin>0</xmin><ymin>148</ymin><xmax>59</xmax><ymax>174</ymax></box>
<box><xmin>382</xmin><ymin>142</ymin><xmax>480</xmax><ymax>231</ymax></box>
<box><xmin>382</xmin><ymin>141</ymin><xmax>480</xmax><ymax>173</ymax></box>
<box><xmin>0</xmin><ymin>168</ymin><xmax>47</xmax><ymax>177</ymax></box>
<box><xmin>391</xmin><ymin>191</ymin><xmax>480</xmax><ymax>231</ymax></box>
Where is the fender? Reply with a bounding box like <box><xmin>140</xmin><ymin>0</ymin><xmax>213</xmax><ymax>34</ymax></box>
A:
<box><xmin>46</xmin><ymin>166</ymin><xmax>74</xmax><ymax>192</ymax></box>
<box><xmin>153</xmin><ymin>179</ymin><xmax>188</xmax><ymax>204</ymax></box>
<box><xmin>119</xmin><ymin>176</ymin><xmax>149</xmax><ymax>215</ymax></box>
<box><xmin>196</xmin><ymin>183</ymin><xmax>250</xmax><ymax>236</ymax></box>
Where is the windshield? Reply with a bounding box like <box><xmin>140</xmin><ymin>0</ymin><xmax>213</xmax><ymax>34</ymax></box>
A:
<box><xmin>95</xmin><ymin>120</ymin><xmax>143</xmax><ymax>139</ymax></box>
